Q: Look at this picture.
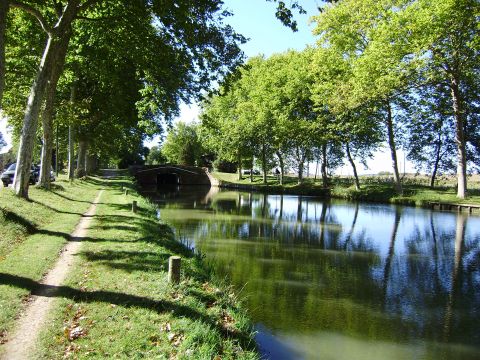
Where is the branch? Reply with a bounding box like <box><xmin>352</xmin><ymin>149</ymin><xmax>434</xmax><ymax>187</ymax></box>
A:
<box><xmin>9</xmin><ymin>1</ymin><xmax>53</xmax><ymax>35</ymax></box>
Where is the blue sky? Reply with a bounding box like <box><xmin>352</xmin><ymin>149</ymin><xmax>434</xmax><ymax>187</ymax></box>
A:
<box><xmin>222</xmin><ymin>0</ymin><xmax>321</xmax><ymax>57</ymax></box>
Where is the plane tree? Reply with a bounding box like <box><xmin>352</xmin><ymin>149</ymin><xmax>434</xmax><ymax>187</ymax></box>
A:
<box><xmin>0</xmin><ymin>0</ymin><xmax>248</xmax><ymax>198</ymax></box>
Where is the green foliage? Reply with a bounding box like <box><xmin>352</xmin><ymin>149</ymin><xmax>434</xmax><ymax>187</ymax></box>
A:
<box><xmin>145</xmin><ymin>145</ymin><xmax>167</xmax><ymax>165</ymax></box>
<box><xmin>162</xmin><ymin>122</ymin><xmax>204</xmax><ymax>166</ymax></box>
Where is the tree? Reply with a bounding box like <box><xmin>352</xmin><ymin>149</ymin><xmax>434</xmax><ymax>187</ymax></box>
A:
<box><xmin>146</xmin><ymin>146</ymin><xmax>167</xmax><ymax>165</ymax></box>
<box><xmin>162</xmin><ymin>122</ymin><xmax>204</xmax><ymax>166</ymax></box>
<box><xmin>313</xmin><ymin>0</ymin><xmax>480</xmax><ymax>198</ymax></box>
<box><xmin>312</xmin><ymin>1</ymin><xmax>416</xmax><ymax>195</ymax></box>
<box><xmin>201</xmin><ymin>65</ymin><xmax>256</xmax><ymax>181</ymax></box>
<box><xmin>2</xmin><ymin>0</ymin><xmax>247</xmax><ymax>198</ymax></box>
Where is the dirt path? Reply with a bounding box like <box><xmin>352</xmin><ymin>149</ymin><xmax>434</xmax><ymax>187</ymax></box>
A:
<box><xmin>1</xmin><ymin>190</ymin><xmax>104</xmax><ymax>360</ymax></box>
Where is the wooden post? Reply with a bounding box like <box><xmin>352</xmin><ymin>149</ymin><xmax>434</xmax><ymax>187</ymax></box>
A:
<box><xmin>168</xmin><ymin>256</ymin><xmax>181</xmax><ymax>284</ymax></box>
<box><xmin>132</xmin><ymin>201</ymin><xmax>137</xmax><ymax>213</ymax></box>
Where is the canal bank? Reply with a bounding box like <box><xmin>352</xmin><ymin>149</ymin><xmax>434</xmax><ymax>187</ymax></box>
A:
<box><xmin>210</xmin><ymin>171</ymin><xmax>480</xmax><ymax>214</ymax></box>
<box><xmin>0</xmin><ymin>176</ymin><xmax>259</xmax><ymax>359</ymax></box>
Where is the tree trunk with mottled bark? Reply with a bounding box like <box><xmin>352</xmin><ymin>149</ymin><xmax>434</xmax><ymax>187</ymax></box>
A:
<box><xmin>76</xmin><ymin>138</ymin><xmax>87</xmax><ymax>177</ymax></box>
<box><xmin>13</xmin><ymin>1</ymin><xmax>80</xmax><ymax>198</ymax></box>
<box><xmin>276</xmin><ymin>151</ymin><xmax>284</xmax><ymax>185</ymax></box>
<box><xmin>261</xmin><ymin>143</ymin><xmax>267</xmax><ymax>184</ymax></box>
<box><xmin>345</xmin><ymin>142</ymin><xmax>360</xmax><ymax>190</ymax></box>
<box><xmin>321</xmin><ymin>143</ymin><xmax>328</xmax><ymax>187</ymax></box>
<box><xmin>385</xmin><ymin>101</ymin><xmax>403</xmax><ymax>195</ymax></box>
<box><xmin>430</xmin><ymin>133</ymin><xmax>442</xmax><ymax>188</ymax></box>
<box><xmin>86</xmin><ymin>153</ymin><xmax>96</xmax><ymax>175</ymax></box>
<box><xmin>237</xmin><ymin>150</ymin><xmax>242</xmax><ymax>181</ymax></box>
<box><xmin>39</xmin><ymin>30</ymin><xmax>71</xmax><ymax>188</ymax></box>
<box><xmin>68</xmin><ymin>124</ymin><xmax>75</xmax><ymax>180</ymax></box>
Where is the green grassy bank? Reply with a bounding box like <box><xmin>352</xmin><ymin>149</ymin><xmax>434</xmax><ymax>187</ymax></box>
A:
<box><xmin>0</xmin><ymin>177</ymin><xmax>258</xmax><ymax>359</ymax></box>
<box><xmin>0</xmin><ymin>179</ymin><xmax>100</xmax><ymax>345</ymax></box>
<box><xmin>212</xmin><ymin>171</ymin><xmax>480</xmax><ymax>208</ymax></box>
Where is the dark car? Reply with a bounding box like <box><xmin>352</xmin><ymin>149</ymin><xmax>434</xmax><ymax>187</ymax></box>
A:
<box><xmin>1</xmin><ymin>163</ymin><xmax>39</xmax><ymax>187</ymax></box>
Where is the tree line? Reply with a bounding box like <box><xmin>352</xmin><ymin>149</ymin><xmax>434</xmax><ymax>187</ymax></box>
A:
<box><xmin>0</xmin><ymin>0</ymin><xmax>305</xmax><ymax>199</ymax></box>
<box><xmin>200</xmin><ymin>0</ymin><xmax>480</xmax><ymax>198</ymax></box>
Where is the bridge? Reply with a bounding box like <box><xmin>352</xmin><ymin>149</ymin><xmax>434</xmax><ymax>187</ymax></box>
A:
<box><xmin>131</xmin><ymin>165</ymin><xmax>212</xmax><ymax>189</ymax></box>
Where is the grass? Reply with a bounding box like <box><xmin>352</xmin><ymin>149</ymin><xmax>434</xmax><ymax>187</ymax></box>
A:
<box><xmin>0</xmin><ymin>177</ymin><xmax>100</xmax><ymax>345</ymax></box>
<box><xmin>212</xmin><ymin>171</ymin><xmax>329</xmax><ymax>196</ymax></box>
<box><xmin>211</xmin><ymin>171</ymin><xmax>480</xmax><ymax>208</ymax></box>
<box><xmin>0</xmin><ymin>176</ymin><xmax>258</xmax><ymax>359</ymax></box>
<box><xmin>33</xmin><ymin>177</ymin><xmax>258</xmax><ymax>359</ymax></box>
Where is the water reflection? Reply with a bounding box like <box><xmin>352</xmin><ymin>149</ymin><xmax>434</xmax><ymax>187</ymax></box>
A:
<box><xmin>148</xmin><ymin>187</ymin><xmax>480</xmax><ymax>360</ymax></box>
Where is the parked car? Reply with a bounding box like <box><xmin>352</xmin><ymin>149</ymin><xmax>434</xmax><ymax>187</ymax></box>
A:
<box><xmin>1</xmin><ymin>163</ymin><xmax>39</xmax><ymax>187</ymax></box>
<box><xmin>241</xmin><ymin>169</ymin><xmax>261</xmax><ymax>175</ymax></box>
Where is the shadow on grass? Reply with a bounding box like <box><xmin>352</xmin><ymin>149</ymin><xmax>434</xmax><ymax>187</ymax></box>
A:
<box><xmin>0</xmin><ymin>272</ymin><xmax>254</xmax><ymax>350</ymax></box>
<box><xmin>79</xmin><ymin>250</ymin><xmax>170</xmax><ymax>273</ymax></box>
<box><xmin>30</xmin><ymin>199</ymin><xmax>83</xmax><ymax>216</ymax></box>
<box><xmin>50</xmin><ymin>191</ymin><xmax>94</xmax><ymax>204</ymax></box>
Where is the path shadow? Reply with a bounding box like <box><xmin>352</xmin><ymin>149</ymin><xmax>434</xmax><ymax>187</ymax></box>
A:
<box><xmin>0</xmin><ymin>273</ymin><xmax>253</xmax><ymax>349</ymax></box>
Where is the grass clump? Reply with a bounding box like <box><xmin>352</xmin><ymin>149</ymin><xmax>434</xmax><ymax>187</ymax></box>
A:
<box><xmin>36</xmin><ymin>177</ymin><xmax>258</xmax><ymax>359</ymax></box>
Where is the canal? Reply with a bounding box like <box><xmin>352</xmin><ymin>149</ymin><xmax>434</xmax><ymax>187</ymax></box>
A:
<box><xmin>148</xmin><ymin>186</ymin><xmax>480</xmax><ymax>360</ymax></box>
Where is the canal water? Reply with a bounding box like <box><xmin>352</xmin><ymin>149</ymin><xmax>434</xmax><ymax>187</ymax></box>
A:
<box><xmin>148</xmin><ymin>186</ymin><xmax>480</xmax><ymax>360</ymax></box>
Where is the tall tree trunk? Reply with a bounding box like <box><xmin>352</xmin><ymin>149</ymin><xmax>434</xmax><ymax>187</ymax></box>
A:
<box><xmin>68</xmin><ymin>82</ymin><xmax>76</xmax><ymax>180</ymax></box>
<box><xmin>0</xmin><ymin>0</ymin><xmax>8</xmax><ymax>109</ymax></box>
<box><xmin>86</xmin><ymin>153</ymin><xmax>96</xmax><ymax>175</ymax></box>
<box><xmin>314</xmin><ymin>158</ymin><xmax>319</xmax><ymax>181</ymax></box>
<box><xmin>250</xmin><ymin>159</ymin><xmax>253</xmax><ymax>182</ymax></box>
<box><xmin>297</xmin><ymin>148</ymin><xmax>304</xmax><ymax>184</ymax></box>
<box><xmin>345</xmin><ymin>142</ymin><xmax>360</xmax><ymax>190</ymax></box>
<box><xmin>13</xmin><ymin>1</ymin><xmax>79</xmax><ymax>198</ymax></box>
<box><xmin>385</xmin><ymin>100</ymin><xmax>403</xmax><ymax>195</ymax></box>
<box><xmin>237</xmin><ymin>150</ymin><xmax>242</xmax><ymax>181</ymax></box>
<box><xmin>321</xmin><ymin>143</ymin><xmax>328</xmax><ymax>187</ymax></box>
<box><xmin>276</xmin><ymin>151</ymin><xmax>284</xmax><ymax>185</ymax></box>
<box><xmin>68</xmin><ymin>125</ymin><xmax>75</xmax><ymax>180</ymax></box>
<box><xmin>13</xmin><ymin>35</ymin><xmax>55</xmax><ymax>197</ymax></box>
<box><xmin>450</xmin><ymin>74</ymin><xmax>467</xmax><ymax>198</ymax></box>
<box><xmin>430</xmin><ymin>133</ymin><xmax>442</xmax><ymax>188</ymax></box>
<box><xmin>262</xmin><ymin>142</ymin><xmax>267</xmax><ymax>184</ymax></box>
<box><xmin>55</xmin><ymin>122</ymin><xmax>59</xmax><ymax>176</ymax></box>
<box><xmin>39</xmin><ymin>32</ymin><xmax>71</xmax><ymax>188</ymax></box>
<box><xmin>76</xmin><ymin>138</ymin><xmax>87</xmax><ymax>177</ymax></box>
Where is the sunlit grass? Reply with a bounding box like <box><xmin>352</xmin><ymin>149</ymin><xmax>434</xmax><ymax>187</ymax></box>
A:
<box><xmin>0</xmin><ymin>177</ymin><xmax>100</xmax><ymax>347</ymax></box>
<box><xmin>36</xmin><ymin>178</ymin><xmax>258</xmax><ymax>359</ymax></box>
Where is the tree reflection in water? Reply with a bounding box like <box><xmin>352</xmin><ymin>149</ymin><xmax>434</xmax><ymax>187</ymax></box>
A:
<box><xmin>150</xmin><ymin>187</ymin><xmax>480</xmax><ymax>360</ymax></box>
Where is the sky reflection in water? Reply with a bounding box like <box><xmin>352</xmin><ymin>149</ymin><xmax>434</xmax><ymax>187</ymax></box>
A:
<box><xmin>149</xmin><ymin>186</ymin><xmax>480</xmax><ymax>360</ymax></box>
